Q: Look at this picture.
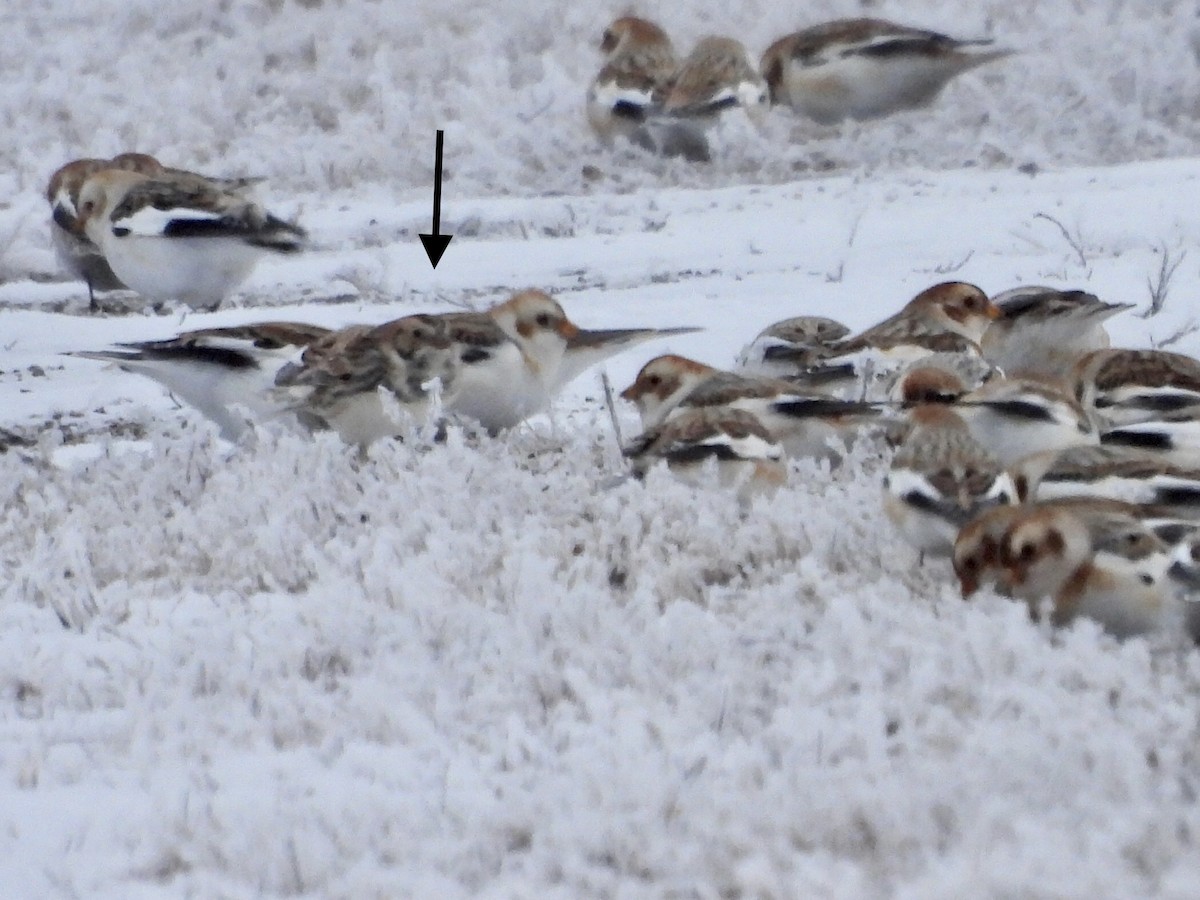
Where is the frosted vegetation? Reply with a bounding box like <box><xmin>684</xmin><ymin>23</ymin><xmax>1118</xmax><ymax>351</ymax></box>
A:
<box><xmin>7</xmin><ymin>424</ymin><xmax>1200</xmax><ymax>897</ymax></box>
<box><xmin>4</xmin><ymin>0</ymin><xmax>1200</xmax><ymax>896</ymax></box>
<box><xmin>2</xmin><ymin>0</ymin><xmax>1199</xmax><ymax>202</ymax></box>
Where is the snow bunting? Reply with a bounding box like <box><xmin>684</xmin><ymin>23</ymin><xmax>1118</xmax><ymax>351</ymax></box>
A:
<box><xmin>587</xmin><ymin>17</ymin><xmax>697</xmax><ymax>159</ymax></box>
<box><xmin>1009</xmin><ymin>444</ymin><xmax>1200</xmax><ymax>516</ymax></box>
<box><xmin>887</xmin><ymin>355</ymin><xmax>997</xmax><ymax>404</ymax></box>
<box><xmin>1071</xmin><ymin>348</ymin><xmax>1200</xmax><ymax>428</ymax></box>
<box><xmin>274</xmin><ymin>315</ymin><xmax>458</xmax><ymax>445</ymax></box>
<box><xmin>620</xmin><ymin>354</ymin><xmax>718</xmax><ymax>429</ymax></box>
<box><xmin>73</xmin><ymin>167</ymin><xmax>306</xmax><ymax>310</ymax></box>
<box><xmin>950</xmin><ymin>376</ymin><xmax>1099</xmax><ymax>467</ymax></box>
<box><xmin>1099</xmin><ymin>409</ymin><xmax>1200</xmax><ymax>466</ymax></box>
<box><xmin>826</xmin><ymin>281</ymin><xmax>999</xmax><ymax>399</ymax></box>
<box><xmin>107</xmin><ymin>152</ymin><xmax>264</xmax><ymax>194</ymax></box>
<box><xmin>442</xmin><ymin>290</ymin><xmax>695</xmax><ymax>432</ymax></box>
<box><xmin>735</xmin><ymin>315</ymin><xmax>854</xmax><ymax>386</ymax></box>
<box><xmin>981</xmin><ymin>286</ymin><xmax>1132</xmax><ymax>380</ymax></box>
<box><xmin>843</xmin><ymin>282</ymin><xmax>1000</xmax><ymax>353</ymax></box>
<box><xmin>662</xmin><ymin>36</ymin><xmax>770</xmax><ymax>124</ymax></box>
<box><xmin>999</xmin><ymin>500</ymin><xmax>1175</xmax><ymax>637</ymax></box>
<box><xmin>71</xmin><ymin>321</ymin><xmax>332</xmax><ymax>440</ymax></box>
<box><xmin>760</xmin><ymin>18</ymin><xmax>1013</xmax><ymax>124</ymax></box>
<box><xmin>48</xmin><ymin>154</ymin><xmax>267</xmax><ymax>310</ymax></box>
<box><xmin>883</xmin><ymin>404</ymin><xmax>1017</xmax><ymax>557</ymax></box>
<box><xmin>625</xmin><ymin>406</ymin><xmax>786</xmax><ymax>497</ymax></box>
<box><xmin>47</xmin><ymin>158</ymin><xmax>127</xmax><ymax>309</ymax></box>
<box><xmin>953</xmin><ymin>504</ymin><xmax>1027</xmax><ymax>598</ymax></box>
<box><xmin>620</xmin><ymin>353</ymin><xmax>879</xmax><ymax>460</ymax></box>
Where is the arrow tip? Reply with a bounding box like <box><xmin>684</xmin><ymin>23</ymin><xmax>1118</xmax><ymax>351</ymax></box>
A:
<box><xmin>419</xmin><ymin>233</ymin><xmax>453</xmax><ymax>268</ymax></box>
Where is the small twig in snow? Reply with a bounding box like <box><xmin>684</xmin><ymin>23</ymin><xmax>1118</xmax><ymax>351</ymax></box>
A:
<box><xmin>1034</xmin><ymin>212</ymin><xmax>1089</xmax><ymax>269</ymax></box>
<box><xmin>1152</xmin><ymin>319</ymin><xmax>1200</xmax><ymax>350</ymax></box>
<box><xmin>921</xmin><ymin>249</ymin><xmax>975</xmax><ymax>275</ymax></box>
<box><xmin>846</xmin><ymin>209</ymin><xmax>866</xmax><ymax>248</ymax></box>
<box><xmin>1137</xmin><ymin>244</ymin><xmax>1186</xmax><ymax>319</ymax></box>
<box><xmin>599</xmin><ymin>370</ymin><xmax>624</xmax><ymax>450</ymax></box>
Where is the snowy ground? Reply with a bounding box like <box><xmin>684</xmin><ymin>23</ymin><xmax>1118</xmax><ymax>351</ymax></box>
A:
<box><xmin>6</xmin><ymin>0</ymin><xmax>1200</xmax><ymax>896</ymax></box>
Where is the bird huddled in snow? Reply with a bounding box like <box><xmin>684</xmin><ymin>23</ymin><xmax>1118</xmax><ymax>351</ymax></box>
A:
<box><xmin>735</xmin><ymin>315</ymin><xmax>854</xmax><ymax>386</ymax></box>
<box><xmin>785</xmin><ymin>281</ymin><xmax>1000</xmax><ymax>400</ymax></box>
<box><xmin>47</xmin><ymin>153</ymin><xmax>272</xmax><ymax>311</ymax></box>
<box><xmin>758</xmin><ymin>18</ymin><xmax>1013</xmax><ymax>125</ymax></box>
<box><xmin>624</xmin><ymin>405</ymin><xmax>787</xmax><ymax>498</ymax></box>
<box><xmin>883</xmin><ymin>403</ymin><xmax>1017</xmax><ymax>557</ymax></box>
<box><xmin>436</xmin><ymin>290</ymin><xmax>699</xmax><ymax>433</ymax></box>
<box><xmin>981</xmin><ymin>286</ymin><xmax>1133</xmax><ymax>380</ymax></box>
<box><xmin>621</xmin><ymin>353</ymin><xmax>880</xmax><ymax>462</ymax></box>
<box><xmin>69</xmin><ymin>164</ymin><xmax>305</xmax><ymax>311</ymax></box>
<box><xmin>273</xmin><ymin>315</ymin><xmax>460</xmax><ymax>445</ymax></box>
<box><xmin>955</xmin><ymin>499</ymin><xmax>1180</xmax><ymax>639</ymax></box>
<box><xmin>1009</xmin><ymin>444</ymin><xmax>1200</xmax><ymax>514</ymax></box>
<box><xmin>586</xmin><ymin>17</ymin><xmax>686</xmax><ymax>157</ymax></box>
<box><xmin>659</xmin><ymin>35</ymin><xmax>769</xmax><ymax>151</ymax></box>
<box><xmin>1072</xmin><ymin>347</ymin><xmax>1200</xmax><ymax>429</ymax></box>
<box><xmin>948</xmin><ymin>375</ymin><xmax>1099</xmax><ymax>467</ymax></box>
<box><xmin>587</xmin><ymin>19</ymin><xmax>769</xmax><ymax>162</ymax></box>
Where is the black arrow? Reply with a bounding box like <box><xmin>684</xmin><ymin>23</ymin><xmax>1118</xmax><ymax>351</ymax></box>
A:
<box><xmin>419</xmin><ymin>130</ymin><xmax>453</xmax><ymax>268</ymax></box>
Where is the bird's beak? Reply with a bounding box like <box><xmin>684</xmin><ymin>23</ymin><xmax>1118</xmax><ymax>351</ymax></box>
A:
<box><xmin>959</xmin><ymin>575</ymin><xmax>978</xmax><ymax>598</ymax></box>
<box><xmin>567</xmin><ymin>326</ymin><xmax>701</xmax><ymax>351</ymax></box>
<box><xmin>985</xmin><ymin>302</ymin><xmax>1003</xmax><ymax>320</ymax></box>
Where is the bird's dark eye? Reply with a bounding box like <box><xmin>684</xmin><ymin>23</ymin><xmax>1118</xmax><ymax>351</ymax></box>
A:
<box><xmin>80</xmin><ymin>200</ymin><xmax>95</xmax><ymax>215</ymax></box>
<box><xmin>535</xmin><ymin>313</ymin><xmax>552</xmax><ymax>328</ymax></box>
<box><xmin>647</xmin><ymin>375</ymin><xmax>661</xmax><ymax>387</ymax></box>
<box><xmin>1018</xmin><ymin>544</ymin><xmax>1036</xmax><ymax>562</ymax></box>
<box><xmin>962</xmin><ymin>557</ymin><xmax>978</xmax><ymax>574</ymax></box>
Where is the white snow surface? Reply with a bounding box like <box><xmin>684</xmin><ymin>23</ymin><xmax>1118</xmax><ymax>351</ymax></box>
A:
<box><xmin>5</xmin><ymin>1</ymin><xmax>1200</xmax><ymax>896</ymax></box>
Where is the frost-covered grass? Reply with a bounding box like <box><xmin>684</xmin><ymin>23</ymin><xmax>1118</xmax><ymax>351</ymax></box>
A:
<box><xmin>3</xmin><ymin>0</ymin><xmax>1200</xmax><ymax>205</ymax></box>
<box><xmin>5</xmin><ymin>422</ymin><xmax>1200</xmax><ymax>898</ymax></box>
